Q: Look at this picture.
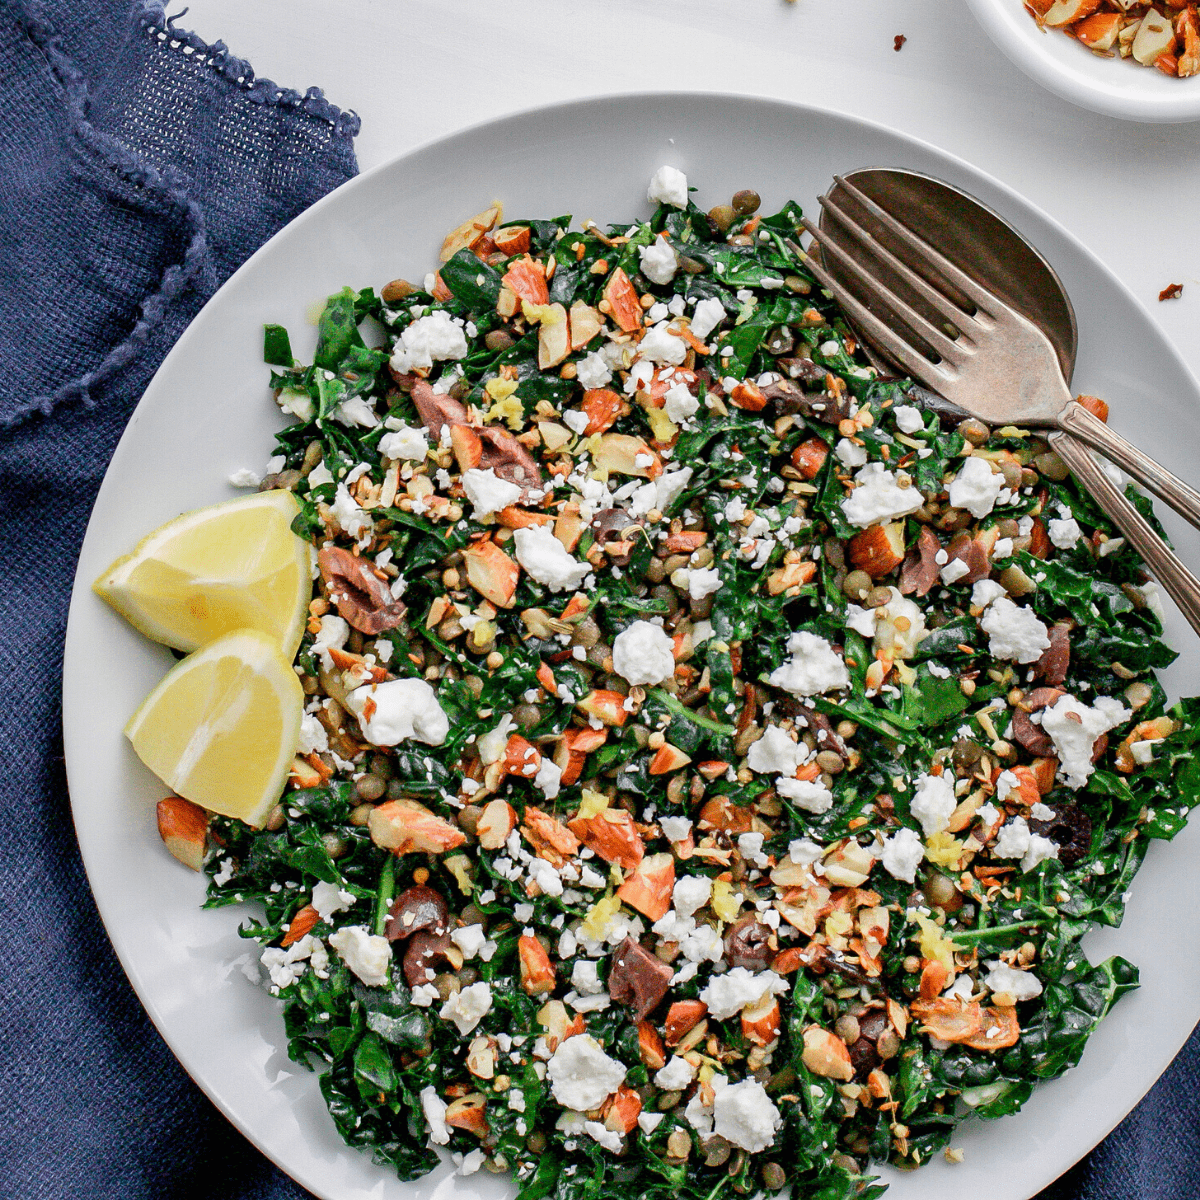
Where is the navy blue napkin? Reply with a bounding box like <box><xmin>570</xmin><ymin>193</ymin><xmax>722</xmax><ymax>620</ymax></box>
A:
<box><xmin>0</xmin><ymin>2</ymin><xmax>1194</xmax><ymax>1197</ymax></box>
<box><xmin>0</xmin><ymin>2</ymin><xmax>352</xmax><ymax>1195</ymax></box>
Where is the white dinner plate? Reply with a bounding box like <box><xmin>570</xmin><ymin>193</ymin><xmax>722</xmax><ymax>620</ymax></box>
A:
<box><xmin>965</xmin><ymin>0</ymin><xmax>1200</xmax><ymax>123</ymax></box>
<box><xmin>64</xmin><ymin>92</ymin><xmax>1200</xmax><ymax>1200</ymax></box>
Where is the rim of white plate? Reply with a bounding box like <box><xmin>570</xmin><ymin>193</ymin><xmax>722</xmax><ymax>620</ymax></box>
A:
<box><xmin>63</xmin><ymin>89</ymin><xmax>1200</xmax><ymax>1200</ymax></box>
<box><xmin>966</xmin><ymin>0</ymin><xmax>1200</xmax><ymax>123</ymax></box>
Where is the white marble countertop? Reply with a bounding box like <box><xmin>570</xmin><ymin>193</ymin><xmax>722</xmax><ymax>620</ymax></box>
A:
<box><xmin>183</xmin><ymin>0</ymin><xmax>1197</xmax><ymax>379</ymax></box>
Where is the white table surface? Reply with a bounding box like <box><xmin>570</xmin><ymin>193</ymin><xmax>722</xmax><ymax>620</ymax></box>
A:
<box><xmin>183</xmin><ymin>0</ymin><xmax>1197</xmax><ymax>380</ymax></box>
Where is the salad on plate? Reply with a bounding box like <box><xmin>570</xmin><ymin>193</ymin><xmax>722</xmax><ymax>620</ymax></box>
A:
<box><xmin>96</xmin><ymin>166</ymin><xmax>1200</xmax><ymax>1200</ymax></box>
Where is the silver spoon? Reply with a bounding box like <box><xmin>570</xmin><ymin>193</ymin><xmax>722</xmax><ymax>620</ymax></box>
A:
<box><xmin>808</xmin><ymin>167</ymin><xmax>1200</xmax><ymax>634</ymax></box>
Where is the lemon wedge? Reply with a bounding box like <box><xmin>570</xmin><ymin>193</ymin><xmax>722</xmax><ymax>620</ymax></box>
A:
<box><xmin>125</xmin><ymin>628</ymin><xmax>304</xmax><ymax>827</ymax></box>
<box><xmin>93</xmin><ymin>490</ymin><xmax>311</xmax><ymax>658</ymax></box>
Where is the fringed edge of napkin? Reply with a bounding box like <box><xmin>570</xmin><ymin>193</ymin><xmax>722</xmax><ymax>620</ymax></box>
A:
<box><xmin>4</xmin><ymin>1</ymin><xmax>360</xmax><ymax>433</ymax></box>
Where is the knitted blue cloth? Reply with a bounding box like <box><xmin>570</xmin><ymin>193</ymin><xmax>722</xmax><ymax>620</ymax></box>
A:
<box><xmin>0</xmin><ymin>2</ymin><xmax>1194</xmax><ymax>1197</ymax></box>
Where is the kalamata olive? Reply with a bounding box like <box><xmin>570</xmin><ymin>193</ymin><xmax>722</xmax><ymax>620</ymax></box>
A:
<box><xmin>402</xmin><ymin>930</ymin><xmax>453</xmax><ymax>987</ymax></box>
<box><xmin>848</xmin><ymin>1037</ymin><xmax>880</xmax><ymax>1079</ymax></box>
<box><xmin>1034</xmin><ymin>623</ymin><xmax>1071</xmax><ymax>687</ymax></box>
<box><xmin>723</xmin><ymin>914</ymin><xmax>774</xmax><ymax>971</ymax></box>
<box><xmin>1029</xmin><ymin>803</ymin><xmax>1093</xmax><ymax>868</ymax></box>
<box><xmin>386</xmin><ymin>885</ymin><xmax>450</xmax><ymax>941</ymax></box>
<box><xmin>857</xmin><ymin>1009</ymin><xmax>888</xmax><ymax>1042</ymax></box>
<box><xmin>1011</xmin><ymin>687</ymin><xmax>1066</xmax><ymax>756</ymax></box>
<box><xmin>608</xmin><ymin>935</ymin><xmax>672</xmax><ymax>1020</ymax></box>
<box><xmin>951</xmin><ymin>738</ymin><xmax>985</xmax><ymax>772</ymax></box>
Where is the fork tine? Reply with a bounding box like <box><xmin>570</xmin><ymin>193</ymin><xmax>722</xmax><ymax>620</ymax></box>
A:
<box><xmin>833</xmin><ymin>176</ymin><xmax>999</xmax><ymax>316</ymax></box>
<box><xmin>817</xmin><ymin>192</ymin><xmax>982</xmax><ymax>336</ymax></box>
<box><xmin>790</xmin><ymin>236</ymin><xmax>953</xmax><ymax>390</ymax></box>
<box><xmin>800</xmin><ymin>217</ymin><xmax>969</xmax><ymax>366</ymax></box>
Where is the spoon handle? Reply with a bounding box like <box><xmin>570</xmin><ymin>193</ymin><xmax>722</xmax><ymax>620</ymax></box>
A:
<box><xmin>1049</xmin><ymin>431</ymin><xmax>1200</xmax><ymax>638</ymax></box>
<box><xmin>1059</xmin><ymin>401</ymin><xmax>1200</xmax><ymax>533</ymax></box>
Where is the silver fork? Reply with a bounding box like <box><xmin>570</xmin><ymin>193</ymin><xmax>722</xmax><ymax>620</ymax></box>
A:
<box><xmin>796</xmin><ymin>179</ymin><xmax>1200</xmax><ymax>636</ymax></box>
<box><xmin>802</xmin><ymin>176</ymin><xmax>1200</xmax><ymax>531</ymax></box>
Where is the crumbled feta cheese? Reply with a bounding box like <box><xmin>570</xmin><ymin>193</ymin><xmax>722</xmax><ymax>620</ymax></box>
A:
<box><xmin>451</xmin><ymin>924</ymin><xmax>488</xmax><ymax>959</ymax></box>
<box><xmin>776</xmin><ymin>776</ymin><xmax>834</xmax><ymax>813</ymax></box>
<box><xmin>513</xmin><ymin>524</ymin><xmax>591</xmax><ymax>591</ymax></box>
<box><xmin>440</xmin><ymin>981</ymin><xmax>493</xmax><ymax>1035</ymax></box>
<box><xmin>699</xmin><ymin>967</ymin><xmax>788</xmax><ymax>1020</ymax></box>
<box><xmin>873</xmin><ymin>588</ymin><xmax>927</xmax><ymax>660</ymax></box>
<box><xmin>647</xmin><ymin>165</ymin><xmax>689</xmax><ymax>209</ymax></box>
<box><xmin>458</xmin><ymin>1148</ymin><xmax>486</xmax><ymax>1175</ymax></box>
<box><xmin>571</xmin><ymin>959</ymin><xmax>604</xmax><ymax>996</ymax></box>
<box><xmin>638</xmin><ymin>1111</ymin><xmax>665</xmax><ymax>1134</ymax></box>
<box><xmin>948</xmin><ymin>456</ymin><xmax>1003</xmax><ymax>519</ymax></box>
<box><xmin>547</xmin><ymin>1034</ymin><xmax>627</xmax><ymax>1110</ymax></box>
<box><xmin>378</xmin><ymin>423</ymin><xmax>429</xmax><ymax>462</ymax></box>
<box><xmin>834</xmin><ymin>437</ymin><xmax>868</xmax><ymax>469</ymax></box>
<box><xmin>984</xmin><ymin>961</ymin><xmax>1044</xmax><ymax>1001</ymax></box>
<box><xmin>534</xmin><ymin>756</ymin><xmax>563</xmax><ymax>800</ymax></box>
<box><xmin>971</xmin><ymin>579</ymin><xmax>1007</xmax><ymax>610</ymax></box>
<box><xmin>390</xmin><ymin>309</ymin><xmax>468</xmax><ymax>374</ymax></box>
<box><xmin>676</xmin><ymin>565</ymin><xmax>722</xmax><ymax>600</ymax></box>
<box><xmin>910</xmin><ymin>772</ymin><xmax>957</xmax><ymax>837</ymax></box>
<box><xmin>892</xmin><ymin>404</ymin><xmax>925</xmax><ymax>434</ymax></box>
<box><xmin>228</xmin><ymin>468</ymin><xmax>261</xmax><ymax>488</ymax></box>
<box><xmin>845</xmin><ymin>604</ymin><xmax>877</xmax><ymax>638</ymax></box>
<box><xmin>638</xmin><ymin>322</ymin><xmax>687</xmax><ymax>365</ymax></box>
<box><xmin>640</xmin><ymin>237</ymin><xmax>678</xmax><ymax>285</ymax></box>
<box><xmin>655</xmin><ymin>1055</ymin><xmax>697</xmax><ymax>1090</ymax></box>
<box><xmin>659</xmin><ymin>816</ymin><xmax>692</xmax><ymax>842</ymax></box>
<box><xmin>330</xmin><ymin>483</ymin><xmax>372</xmax><ymax>539</ymax></box>
<box><xmin>841</xmin><ymin>462</ymin><xmax>924</xmax><ymax>527</ymax></box>
<box><xmin>673</xmin><ymin>874</ymin><xmax>713</xmax><ymax>917</ymax></box>
<box><xmin>747</xmin><ymin>724</ymin><xmax>807</xmax><ymax>776</ymax></box>
<box><xmin>462</xmin><ymin>467</ymin><xmax>523</xmax><ymax>519</ymax></box>
<box><xmin>575</xmin><ymin>351</ymin><xmax>612</xmax><ymax>389</ymax></box>
<box><xmin>940</xmin><ymin>558</ymin><xmax>970</xmax><ymax>585</ymax></box>
<box><xmin>689</xmin><ymin>297</ymin><xmax>726</xmax><ymax>341</ymax></box>
<box><xmin>328</xmin><ymin>925</ymin><xmax>391</xmax><ymax>987</ymax></box>
<box><xmin>768</xmin><ymin>630</ymin><xmax>849</xmax><ymax>697</ymax></box>
<box><xmin>712</xmin><ymin>1078</ymin><xmax>782</xmax><ymax>1154</ymax></box>
<box><xmin>344</xmin><ymin>677</ymin><xmax>449</xmax><ymax>747</ymax></box>
<box><xmin>881</xmin><ymin>826</ymin><xmax>924</xmax><ymax>882</ymax></box>
<box><xmin>663</xmin><ymin>381</ymin><xmax>698</xmax><ymax>423</ymax></box>
<box><xmin>612</xmin><ymin>620</ymin><xmax>676</xmax><ymax>686</ymax></box>
<box><xmin>1040</xmin><ymin>693</ymin><xmax>1131</xmax><ymax>788</ymax></box>
<box><xmin>980</xmin><ymin>597</ymin><xmax>1051</xmax><ymax>664</ymax></box>
<box><xmin>297</xmin><ymin>712</ymin><xmax>329</xmax><ymax>755</ymax></box>
<box><xmin>333</xmin><ymin>396</ymin><xmax>379</xmax><ymax>429</ymax></box>
<box><xmin>311</xmin><ymin>880</ymin><xmax>355</xmax><ymax>920</ymax></box>
<box><xmin>421</xmin><ymin>1086</ymin><xmax>451</xmax><ymax>1144</ymax></box>
<box><xmin>1138</xmin><ymin>581</ymin><xmax>1167</xmax><ymax>626</ymax></box>
<box><xmin>1048</xmin><ymin>516</ymin><xmax>1082</xmax><ymax>550</ymax></box>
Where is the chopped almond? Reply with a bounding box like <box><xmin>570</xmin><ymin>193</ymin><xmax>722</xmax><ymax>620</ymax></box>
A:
<box><xmin>502</xmin><ymin>256</ymin><xmax>549</xmax><ymax>306</ymax></box>
<box><xmin>156</xmin><ymin>796</ymin><xmax>208</xmax><ymax>871</ymax></box>
<box><xmin>801</xmin><ymin>1025</ymin><xmax>854</xmax><ymax>1080</ymax></box>
<box><xmin>910</xmin><ymin>997</ymin><xmax>985</xmax><ymax>1043</ymax></box>
<box><xmin>617</xmin><ymin>852</ymin><xmax>675</xmax><ymax>920</ymax></box>
<box><xmin>476</xmin><ymin>798</ymin><xmax>518</xmax><ymax>850</ymax></box>
<box><xmin>569</xmin><ymin>806</ymin><xmax>645</xmax><ymax>870</ymax></box>
<box><xmin>369</xmin><ymin>799</ymin><xmax>466</xmax><ymax>855</ymax></box>
<box><xmin>580</xmin><ymin>388</ymin><xmax>629</xmax><ymax>435</ymax></box>
<box><xmin>444</xmin><ymin>1095</ymin><xmax>490</xmax><ymax>1136</ymax></box>
<box><xmin>602</xmin><ymin>1085</ymin><xmax>643</xmax><ymax>1135</ymax></box>
<box><xmin>522</xmin><ymin>808</ymin><xmax>580</xmax><ymax>864</ymax></box>
<box><xmin>518</xmin><ymin>934</ymin><xmax>556</xmax><ymax>994</ymax></box>
<box><xmin>741</xmin><ymin>996</ymin><xmax>782</xmax><ymax>1046</ymax></box>
<box><xmin>602</xmin><ymin>267</ymin><xmax>641</xmax><ymax>333</ymax></box>
<box><xmin>791</xmin><ymin>436</ymin><xmax>830</xmax><ymax>480</ymax></box>
<box><xmin>282</xmin><ymin>904</ymin><xmax>319</xmax><ymax>947</ymax></box>
<box><xmin>962</xmin><ymin>1006</ymin><xmax>1020</xmax><ymax>1051</ymax></box>
<box><xmin>502</xmin><ymin>733</ymin><xmax>542</xmax><ymax>779</ymax></box>
<box><xmin>462</xmin><ymin>540</ymin><xmax>520</xmax><ymax>608</ymax></box>
<box><xmin>493</xmin><ymin>225</ymin><xmax>531</xmax><ymax>255</ymax></box>
<box><xmin>440</xmin><ymin>204</ymin><xmax>501</xmax><ymax>262</ymax></box>
<box><xmin>569</xmin><ymin>301</ymin><xmax>603</xmax><ymax>350</ymax></box>
<box><xmin>577</xmin><ymin>689</ymin><xmax>629</xmax><ymax>726</ymax></box>
<box><xmin>848</xmin><ymin>522</ymin><xmax>906</xmax><ymax>578</ymax></box>
<box><xmin>649</xmin><ymin>743</ymin><xmax>692</xmax><ymax>775</ymax></box>
<box><xmin>663</xmin><ymin>999</ymin><xmax>707</xmax><ymax>1045</ymax></box>
<box><xmin>637</xmin><ymin>1021</ymin><xmax>667</xmax><ymax>1069</ymax></box>
<box><xmin>495</xmin><ymin>506</ymin><xmax>553</xmax><ymax>529</ymax></box>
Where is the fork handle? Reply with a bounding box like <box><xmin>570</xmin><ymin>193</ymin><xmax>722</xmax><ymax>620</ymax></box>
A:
<box><xmin>1050</xmin><ymin>430</ymin><xmax>1200</xmax><ymax>637</ymax></box>
<box><xmin>1059</xmin><ymin>401</ymin><xmax>1200</xmax><ymax>534</ymax></box>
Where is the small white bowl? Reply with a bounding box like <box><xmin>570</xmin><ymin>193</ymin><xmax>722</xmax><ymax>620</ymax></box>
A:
<box><xmin>966</xmin><ymin>0</ymin><xmax>1200</xmax><ymax>122</ymax></box>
